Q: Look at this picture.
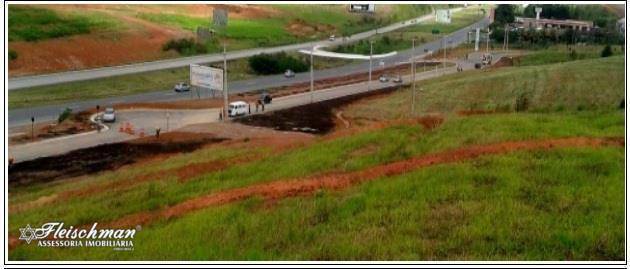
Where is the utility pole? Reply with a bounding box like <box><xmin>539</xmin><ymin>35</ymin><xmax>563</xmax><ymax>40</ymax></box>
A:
<box><xmin>411</xmin><ymin>38</ymin><xmax>416</xmax><ymax>116</ymax></box>
<box><xmin>486</xmin><ymin>27</ymin><xmax>490</xmax><ymax>53</ymax></box>
<box><xmin>223</xmin><ymin>43</ymin><xmax>228</xmax><ymax>121</ymax></box>
<box><xmin>442</xmin><ymin>34</ymin><xmax>446</xmax><ymax>69</ymax></box>
<box><xmin>503</xmin><ymin>24</ymin><xmax>510</xmax><ymax>51</ymax></box>
<box><xmin>368</xmin><ymin>41</ymin><xmax>373</xmax><ymax>91</ymax></box>
<box><xmin>505</xmin><ymin>24</ymin><xmax>509</xmax><ymax>52</ymax></box>
<box><xmin>30</xmin><ymin>116</ymin><xmax>35</xmax><ymax>140</ymax></box>
<box><xmin>310</xmin><ymin>46</ymin><xmax>314</xmax><ymax>103</ymax></box>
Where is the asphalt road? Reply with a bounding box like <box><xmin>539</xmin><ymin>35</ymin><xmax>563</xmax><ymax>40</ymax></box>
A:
<box><xmin>8</xmin><ymin>8</ymin><xmax>466</xmax><ymax>90</ymax></box>
<box><xmin>8</xmin><ymin>17</ymin><xmax>490</xmax><ymax>128</ymax></box>
<box><xmin>8</xmin><ymin>62</ymin><xmax>466</xmax><ymax>163</ymax></box>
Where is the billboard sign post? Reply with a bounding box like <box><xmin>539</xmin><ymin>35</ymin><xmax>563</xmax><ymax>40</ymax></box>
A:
<box><xmin>190</xmin><ymin>64</ymin><xmax>223</xmax><ymax>91</ymax></box>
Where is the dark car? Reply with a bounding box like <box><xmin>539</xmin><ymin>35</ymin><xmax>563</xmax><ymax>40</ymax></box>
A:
<box><xmin>260</xmin><ymin>92</ymin><xmax>272</xmax><ymax>104</ymax></box>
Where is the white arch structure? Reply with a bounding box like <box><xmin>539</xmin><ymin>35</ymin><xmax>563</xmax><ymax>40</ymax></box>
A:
<box><xmin>299</xmin><ymin>45</ymin><xmax>399</xmax><ymax>103</ymax></box>
<box><xmin>298</xmin><ymin>45</ymin><xmax>397</xmax><ymax>60</ymax></box>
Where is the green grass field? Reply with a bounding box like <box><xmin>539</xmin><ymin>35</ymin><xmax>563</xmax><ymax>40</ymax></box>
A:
<box><xmin>513</xmin><ymin>45</ymin><xmax>624</xmax><ymax>67</ymax></box>
<box><xmin>136</xmin><ymin>4</ymin><xmax>435</xmax><ymax>54</ymax></box>
<box><xmin>8</xmin><ymin>5</ymin><xmax>120</xmax><ymax>42</ymax></box>
<box><xmin>8</xmin><ymin>110</ymin><xmax>624</xmax><ymax>260</ymax></box>
<box><xmin>8</xmin><ymin>38</ymin><xmax>625</xmax><ymax>261</ymax></box>
<box><xmin>345</xmin><ymin>55</ymin><xmax>624</xmax><ymax>122</ymax></box>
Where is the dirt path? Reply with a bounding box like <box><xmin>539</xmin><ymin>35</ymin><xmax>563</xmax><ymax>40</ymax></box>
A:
<box><xmin>8</xmin><ymin>136</ymin><xmax>624</xmax><ymax>250</ymax></box>
<box><xmin>104</xmin><ymin>136</ymin><xmax>623</xmax><ymax>228</ymax></box>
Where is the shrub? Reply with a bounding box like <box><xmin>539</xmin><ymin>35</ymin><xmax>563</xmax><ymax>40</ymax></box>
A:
<box><xmin>601</xmin><ymin>45</ymin><xmax>613</xmax><ymax>57</ymax></box>
<box><xmin>515</xmin><ymin>93</ymin><xmax>529</xmax><ymax>112</ymax></box>
<box><xmin>58</xmin><ymin>108</ymin><xmax>72</xmax><ymax>123</ymax></box>
<box><xmin>248</xmin><ymin>52</ymin><xmax>308</xmax><ymax>75</ymax></box>
<box><xmin>162</xmin><ymin>38</ymin><xmax>207</xmax><ymax>56</ymax></box>
<box><xmin>8</xmin><ymin>50</ymin><xmax>18</xmax><ymax>61</ymax></box>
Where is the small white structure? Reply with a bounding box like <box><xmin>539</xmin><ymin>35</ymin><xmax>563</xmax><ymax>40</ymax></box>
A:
<box><xmin>436</xmin><ymin>9</ymin><xmax>452</xmax><ymax>24</ymax></box>
<box><xmin>349</xmin><ymin>4</ymin><xmax>375</xmax><ymax>13</ymax></box>
<box><xmin>228</xmin><ymin>101</ymin><xmax>248</xmax><ymax>117</ymax></box>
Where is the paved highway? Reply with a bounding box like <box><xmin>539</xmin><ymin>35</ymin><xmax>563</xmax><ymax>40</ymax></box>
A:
<box><xmin>8</xmin><ymin>17</ymin><xmax>490</xmax><ymax>128</ymax></box>
<box><xmin>8</xmin><ymin>8</ymin><xmax>466</xmax><ymax>90</ymax></box>
<box><xmin>9</xmin><ymin>62</ymin><xmax>467</xmax><ymax>163</ymax></box>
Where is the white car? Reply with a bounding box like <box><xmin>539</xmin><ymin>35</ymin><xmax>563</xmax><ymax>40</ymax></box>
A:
<box><xmin>173</xmin><ymin>82</ymin><xmax>190</xmax><ymax>92</ymax></box>
<box><xmin>392</xmin><ymin>76</ymin><xmax>403</xmax><ymax>83</ymax></box>
<box><xmin>284</xmin><ymin>69</ymin><xmax>295</xmax><ymax>78</ymax></box>
<box><xmin>379</xmin><ymin>75</ymin><xmax>389</xmax><ymax>83</ymax></box>
<box><xmin>228</xmin><ymin>101</ymin><xmax>248</xmax><ymax>117</ymax></box>
<box><xmin>329</xmin><ymin>35</ymin><xmax>336</xmax><ymax>41</ymax></box>
<box><xmin>102</xmin><ymin>108</ymin><xmax>116</xmax><ymax>122</ymax></box>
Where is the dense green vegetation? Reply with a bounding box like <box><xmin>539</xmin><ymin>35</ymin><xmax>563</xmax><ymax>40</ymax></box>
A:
<box><xmin>248</xmin><ymin>53</ymin><xmax>308</xmax><ymax>75</ymax></box>
<box><xmin>8</xmin><ymin>49</ymin><xmax>18</xmax><ymax>61</ymax></box>
<box><xmin>8</xmin><ymin>5</ymin><xmax>118</xmax><ymax>41</ymax></box>
<box><xmin>162</xmin><ymin>38</ymin><xmax>208</xmax><ymax>56</ymax></box>
<box><xmin>490</xmin><ymin>4</ymin><xmax>624</xmax><ymax>48</ymax></box>
<box><xmin>523</xmin><ymin>4</ymin><xmax>620</xmax><ymax>28</ymax></box>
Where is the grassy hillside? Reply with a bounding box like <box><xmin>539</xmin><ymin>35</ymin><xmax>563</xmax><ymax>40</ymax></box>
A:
<box><xmin>345</xmin><ymin>56</ymin><xmax>624</xmax><ymax>122</ymax></box>
<box><xmin>8</xmin><ymin>49</ymin><xmax>624</xmax><ymax>261</ymax></box>
<box><xmin>8</xmin><ymin>5</ymin><xmax>120</xmax><ymax>42</ymax></box>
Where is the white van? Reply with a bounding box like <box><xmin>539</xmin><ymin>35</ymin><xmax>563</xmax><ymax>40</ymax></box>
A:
<box><xmin>228</xmin><ymin>101</ymin><xmax>248</xmax><ymax>117</ymax></box>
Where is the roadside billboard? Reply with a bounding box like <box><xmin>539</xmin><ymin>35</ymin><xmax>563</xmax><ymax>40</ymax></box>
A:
<box><xmin>436</xmin><ymin>9</ymin><xmax>451</xmax><ymax>24</ymax></box>
<box><xmin>190</xmin><ymin>64</ymin><xmax>223</xmax><ymax>91</ymax></box>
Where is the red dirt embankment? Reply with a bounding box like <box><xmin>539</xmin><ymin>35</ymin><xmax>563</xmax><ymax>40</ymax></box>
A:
<box><xmin>8</xmin><ymin>136</ymin><xmax>624</xmax><ymax>250</ymax></box>
<box><xmin>104</xmin><ymin>136</ymin><xmax>623</xmax><ymax>229</ymax></box>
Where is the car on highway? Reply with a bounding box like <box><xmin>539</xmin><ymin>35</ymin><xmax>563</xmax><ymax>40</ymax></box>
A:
<box><xmin>259</xmin><ymin>92</ymin><xmax>272</xmax><ymax>104</ymax></box>
<box><xmin>392</xmin><ymin>76</ymin><xmax>403</xmax><ymax>83</ymax></box>
<box><xmin>228</xmin><ymin>101</ymin><xmax>248</xmax><ymax>117</ymax></box>
<box><xmin>284</xmin><ymin>69</ymin><xmax>295</xmax><ymax>78</ymax></box>
<box><xmin>173</xmin><ymin>82</ymin><xmax>191</xmax><ymax>92</ymax></box>
<box><xmin>102</xmin><ymin>107</ymin><xmax>116</xmax><ymax>122</ymax></box>
<box><xmin>379</xmin><ymin>75</ymin><xmax>389</xmax><ymax>83</ymax></box>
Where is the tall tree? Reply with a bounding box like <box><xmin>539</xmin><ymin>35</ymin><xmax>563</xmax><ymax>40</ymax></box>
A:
<box><xmin>494</xmin><ymin>4</ymin><xmax>515</xmax><ymax>25</ymax></box>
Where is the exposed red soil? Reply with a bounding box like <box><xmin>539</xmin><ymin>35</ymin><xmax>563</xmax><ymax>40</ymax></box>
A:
<box><xmin>286</xmin><ymin>19</ymin><xmax>336</xmax><ymax>38</ymax></box>
<box><xmin>8</xmin><ymin>136</ymin><xmax>624</xmax><ymax>250</ymax></box>
<box><xmin>9</xmin><ymin>123</ymin><xmax>314</xmax><ymax>212</ymax></box>
<box><xmin>490</xmin><ymin>56</ymin><xmax>515</xmax><ymax>68</ymax></box>
<box><xmin>101</xmin><ymin>136</ymin><xmax>624</xmax><ymax>229</ymax></box>
<box><xmin>8</xmin><ymin>5</ymin><xmax>190</xmax><ymax>76</ymax></box>
<box><xmin>9</xmin><ymin>111</ymin><xmax>96</xmax><ymax>146</ymax></box>
<box><xmin>416</xmin><ymin>115</ymin><xmax>444</xmax><ymax>130</ymax></box>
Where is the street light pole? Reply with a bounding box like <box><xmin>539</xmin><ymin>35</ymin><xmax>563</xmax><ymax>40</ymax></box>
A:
<box><xmin>368</xmin><ymin>41</ymin><xmax>373</xmax><ymax>91</ymax></box>
<box><xmin>443</xmin><ymin>34</ymin><xmax>446</xmax><ymax>69</ymax></box>
<box><xmin>486</xmin><ymin>27</ymin><xmax>490</xmax><ymax>53</ymax></box>
<box><xmin>223</xmin><ymin>43</ymin><xmax>228</xmax><ymax>121</ymax></box>
<box><xmin>411</xmin><ymin>38</ymin><xmax>416</xmax><ymax>116</ymax></box>
<box><xmin>310</xmin><ymin>46</ymin><xmax>314</xmax><ymax>103</ymax></box>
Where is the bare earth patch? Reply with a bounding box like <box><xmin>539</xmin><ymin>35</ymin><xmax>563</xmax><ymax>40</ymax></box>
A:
<box><xmin>100</xmin><ymin>136</ymin><xmax>623</xmax><ymax>229</ymax></box>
